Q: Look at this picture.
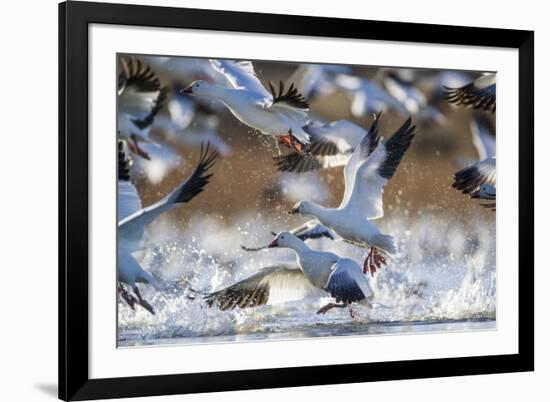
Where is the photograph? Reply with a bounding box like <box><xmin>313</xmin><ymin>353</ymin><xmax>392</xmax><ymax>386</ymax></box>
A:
<box><xmin>116</xmin><ymin>54</ymin><xmax>497</xmax><ymax>347</ymax></box>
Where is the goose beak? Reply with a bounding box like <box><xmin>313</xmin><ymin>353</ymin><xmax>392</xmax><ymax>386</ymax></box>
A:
<box><xmin>267</xmin><ymin>239</ymin><xmax>278</xmax><ymax>248</ymax></box>
<box><xmin>181</xmin><ymin>85</ymin><xmax>193</xmax><ymax>94</ymax></box>
<box><xmin>288</xmin><ymin>207</ymin><xmax>298</xmax><ymax>215</ymax></box>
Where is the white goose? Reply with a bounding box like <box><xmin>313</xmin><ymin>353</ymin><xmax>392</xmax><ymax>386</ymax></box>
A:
<box><xmin>452</xmin><ymin>116</ymin><xmax>496</xmax><ymax>211</ymax></box>
<box><xmin>182</xmin><ymin>60</ymin><xmax>311</xmax><ymax>153</ymax></box>
<box><xmin>118</xmin><ymin>142</ymin><xmax>217</xmax><ymax>313</ymax></box>
<box><xmin>205</xmin><ymin>232</ymin><xmax>373</xmax><ymax>317</ymax></box>
<box><xmin>118</xmin><ymin>57</ymin><xmax>167</xmax><ymax>160</ymax></box>
<box><xmin>274</xmin><ymin>119</ymin><xmax>367</xmax><ymax>173</ymax></box>
<box><xmin>289</xmin><ymin>114</ymin><xmax>415</xmax><ymax>275</ymax></box>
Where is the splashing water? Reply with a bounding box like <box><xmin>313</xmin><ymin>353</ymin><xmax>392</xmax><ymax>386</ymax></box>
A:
<box><xmin>118</xmin><ymin>211</ymin><xmax>496</xmax><ymax>347</ymax></box>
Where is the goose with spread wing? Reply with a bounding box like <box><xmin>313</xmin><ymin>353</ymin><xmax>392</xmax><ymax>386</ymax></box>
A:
<box><xmin>205</xmin><ymin>232</ymin><xmax>373</xmax><ymax>317</ymax></box>
<box><xmin>274</xmin><ymin>119</ymin><xmax>367</xmax><ymax>173</ymax></box>
<box><xmin>118</xmin><ymin>142</ymin><xmax>217</xmax><ymax>313</ymax></box>
<box><xmin>182</xmin><ymin>59</ymin><xmax>311</xmax><ymax>154</ymax></box>
<box><xmin>452</xmin><ymin>115</ymin><xmax>496</xmax><ymax>211</ymax></box>
<box><xmin>444</xmin><ymin>73</ymin><xmax>496</xmax><ymax>113</ymax></box>
<box><xmin>118</xmin><ymin>57</ymin><xmax>167</xmax><ymax>160</ymax></box>
<box><xmin>289</xmin><ymin>114</ymin><xmax>415</xmax><ymax>275</ymax></box>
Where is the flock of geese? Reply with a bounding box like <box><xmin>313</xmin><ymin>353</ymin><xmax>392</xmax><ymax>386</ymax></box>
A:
<box><xmin>117</xmin><ymin>57</ymin><xmax>496</xmax><ymax>317</ymax></box>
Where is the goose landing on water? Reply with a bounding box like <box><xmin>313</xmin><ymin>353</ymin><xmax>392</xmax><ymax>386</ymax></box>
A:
<box><xmin>202</xmin><ymin>232</ymin><xmax>374</xmax><ymax>318</ymax></box>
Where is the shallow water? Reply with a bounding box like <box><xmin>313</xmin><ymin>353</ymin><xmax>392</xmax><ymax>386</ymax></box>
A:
<box><xmin>118</xmin><ymin>211</ymin><xmax>496</xmax><ymax>347</ymax></box>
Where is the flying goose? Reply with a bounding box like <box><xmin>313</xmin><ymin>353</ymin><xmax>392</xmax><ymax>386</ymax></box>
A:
<box><xmin>289</xmin><ymin>114</ymin><xmax>415</xmax><ymax>275</ymax></box>
<box><xmin>118</xmin><ymin>57</ymin><xmax>167</xmax><ymax>159</ymax></box>
<box><xmin>182</xmin><ymin>60</ymin><xmax>311</xmax><ymax>154</ymax></box>
<box><xmin>118</xmin><ymin>142</ymin><xmax>217</xmax><ymax>313</ymax></box>
<box><xmin>452</xmin><ymin>116</ymin><xmax>496</xmax><ymax>211</ymax></box>
<box><xmin>273</xmin><ymin>119</ymin><xmax>367</xmax><ymax>173</ymax></box>
<box><xmin>205</xmin><ymin>232</ymin><xmax>373</xmax><ymax>317</ymax></box>
<box><xmin>444</xmin><ymin>73</ymin><xmax>496</xmax><ymax>113</ymax></box>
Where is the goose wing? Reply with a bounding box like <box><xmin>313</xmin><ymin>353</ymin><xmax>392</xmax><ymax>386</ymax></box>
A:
<box><xmin>444</xmin><ymin>73</ymin><xmax>496</xmax><ymax>113</ymax></box>
<box><xmin>273</xmin><ymin>120</ymin><xmax>365</xmax><ymax>173</ymax></box>
<box><xmin>204</xmin><ymin>264</ymin><xmax>326</xmax><ymax>310</ymax></box>
<box><xmin>209</xmin><ymin>59</ymin><xmax>273</xmax><ymax>106</ymax></box>
<box><xmin>470</xmin><ymin>116</ymin><xmax>496</xmax><ymax>160</ymax></box>
<box><xmin>325</xmin><ymin>258</ymin><xmax>373</xmax><ymax>304</ymax></box>
<box><xmin>453</xmin><ymin>156</ymin><xmax>496</xmax><ymax>194</ymax></box>
<box><xmin>117</xmin><ymin>141</ymin><xmax>142</xmax><ymax>221</ymax></box>
<box><xmin>340</xmin><ymin>116</ymin><xmax>415</xmax><ymax>219</ymax></box>
<box><xmin>118</xmin><ymin>57</ymin><xmax>166</xmax><ymax>129</ymax></box>
<box><xmin>118</xmin><ymin>144</ymin><xmax>217</xmax><ymax>235</ymax></box>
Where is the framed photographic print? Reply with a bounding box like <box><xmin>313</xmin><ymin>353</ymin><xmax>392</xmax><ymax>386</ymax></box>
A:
<box><xmin>59</xmin><ymin>1</ymin><xmax>534</xmax><ymax>400</ymax></box>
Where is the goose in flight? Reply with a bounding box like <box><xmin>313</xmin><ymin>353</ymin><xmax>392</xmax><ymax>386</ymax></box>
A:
<box><xmin>118</xmin><ymin>142</ymin><xmax>217</xmax><ymax>313</ymax></box>
<box><xmin>444</xmin><ymin>73</ymin><xmax>496</xmax><ymax>113</ymax></box>
<box><xmin>452</xmin><ymin>116</ymin><xmax>496</xmax><ymax>211</ymax></box>
<box><xmin>289</xmin><ymin>114</ymin><xmax>415</xmax><ymax>275</ymax></box>
<box><xmin>273</xmin><ymin>119</ymin><xmax>367</xmax><ymax>173</ymax></box>
<box><xmin>153</xmin><ymin>83</ymin><xmax>232</xmax><ymax>156</ymax></box>
<box><xmin>182</xmin><ymin>60</ymin><xmax>311</xmax><ymax>154</ymax></box>
<box><xmin>204</xmin><ymin>232</ymin><xmax>373</xmax><ymax>317</ymax></box>
<box><xmin>118</xmin><ymin>57</ymin><xmax>167</xmax><ymax>160</ymax></box>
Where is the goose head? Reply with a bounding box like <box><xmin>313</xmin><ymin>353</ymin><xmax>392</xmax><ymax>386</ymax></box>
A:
<box><xmin>267</xmin><ymin>231</ymin><xmax>299</xmax><ymax>249</ymax></box>
<box><xmin>289</xmin><ymin>201</ymin><xmax>314</xmax><ymax>216</ymax></box>
<box><xmin>181</xmin><ymin>80</ymin><xmax>218</xmax><ymax>97</ymax></box>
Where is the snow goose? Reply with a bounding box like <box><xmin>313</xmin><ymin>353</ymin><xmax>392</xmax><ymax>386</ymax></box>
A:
<box><xmin>452</xmin><ymin>115</ymin><xmax>496</xmax><ymax>211</ymax></box>
<box><xmin>334</xmin><ymin>73</ymin><xmax>408</xmax><ymax>117</ymax></box>
<box><xmin>274</xmin><ymin>119</ymin><xmax>367</xmax><ymax>173</ymax></box>
<box><xmin>154</xmin><ymin>84</ymin><xmax>231</xmax><ymax>155</ymax></box>
<box><xmin>205</xmin><ymin>232</ymin><xmax>373</xmax><ymax>317</ymax></box>
<box><xmin>288</xmin><ymin>63</ymin><xmax>351</xmax><ymax>100</ymax></box>
<box><xmin>444</xmin><ymin>73</ymin><xmax>496</xmax><ymax>113</ymax></box>
<box><xmin>118</xmin><ymin>57</ymin><xmax>167</xmax><ymax>159</ymax></box>
<box><xmin>289</xmin><ymin>114</ymin><xmax>416</xmax><ymax>275</ymax></box>
<box><xmin>182</xmin><ymin>60</ymin><xmax>311</xmax><ymax>153</ymax></box>
<box><xmin>118</xmin><ymin>142</ymin><xmax>218</xmax><ymax>313</ymax></box>
<box><xmin>453</xmin><ymin>157</ymin><xmax>496</xmax><ymax>211</ymax></box>
<box><xmin>383</xmin><ymin>71</ymin><xmax>446</xmax><ymax>125</ymax></box>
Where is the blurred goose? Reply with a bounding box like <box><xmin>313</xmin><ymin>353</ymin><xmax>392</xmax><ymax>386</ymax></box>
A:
<box><xmin>383</xmin><ymin>71</ymin><xmax>446</xmax><ymax>125</ymax></box>
<box><xmin>118</xmin><ymin>57</ymin><xmax>167</xmax><ymax>159</ymax></box>
<box><xmin>154</xmin><ymin>84</ymin><xmax>231</xmax><ymax>155</ymax></box>
<box><xmin>205</xmin><ymin>232</ymin><xmax>373</xmax><ymax>317</ymax></box>
<box><xmin>289</xmin><ymin>114</ymin><xmax>415</xmax><ymax>275</ymax></box>
<box><xmin>334</xmin><ymin>74</ymin><xmax>408</xmax><ymax>117</ymax></box>
<box><xmin>289</xmin><ymin>64</ymin><xmax>352</xmax><ymax>100</ymax></box>
<box><xmin>118</xmin><ymin>142</ymin><xmax>217</xmax><ymax>313</ymax></box>
<box><xmin>274</xmin><ymin>119</ymin><xmax>367</xmax><ymax>173</ymax></box>
<box><xmin>182</xmin><ymin>60</ymin><xmax>311</xmax><ymax>153</ymax></box>
<box><xmin>444</xmin><ymin>73</ymin><xmax>496</xmax><ymax>113</ymax></box>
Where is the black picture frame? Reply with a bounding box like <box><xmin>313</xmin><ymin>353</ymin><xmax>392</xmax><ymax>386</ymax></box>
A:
<box><xmin>59</xmin><ymin>1</ymin><xmax>534</xmax><ymax>400</ymax></box>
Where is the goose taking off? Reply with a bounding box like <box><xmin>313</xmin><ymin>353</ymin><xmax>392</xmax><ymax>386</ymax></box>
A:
<box><xmin>182</xmin><ymin>60</ymin><xmax>311</xmax><ymax>154</ymax></box>
<box><xmin>444</xmin><ymin>73</ymin><xmax>496</xmax><ymax>113</ymax></box>
<box><xmin>205</xmin><ymin>232</ymin><xmax>373</xmax><ymax>318</ymax></box>
<box><xmin>274</xmin><ymin>119</ymin><xmax>367</xmax><ymax>173</ymax></box>
<box><xmin>453</xmin><ymin>157</ymin><xmax>496</xmax><ymax>211</ymax></box>
<box><xmin>118</xmin><ymin>142</ymin><xmax>218</xmax><ymax>313</ymax></box>
<box><xmin>118</xmin><ymin>57</ymin><xmax>167</xmax><ymax>160</ymax></box>
<box><xmin>289</xmin><ymin>114</ymin><xmax>415</xmax><ymax>276</ymax></box>
<box><xmin>452</xmin><ymin>116</ymin><xmax>496</xmax><ymax>211</ymax></box>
